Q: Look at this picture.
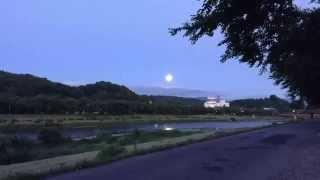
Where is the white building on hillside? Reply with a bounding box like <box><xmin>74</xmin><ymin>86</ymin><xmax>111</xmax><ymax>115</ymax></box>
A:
<box><xmin>204</xmin><ymin>97</ymin><xmax>230</xmax><ymax>108</ymax></box>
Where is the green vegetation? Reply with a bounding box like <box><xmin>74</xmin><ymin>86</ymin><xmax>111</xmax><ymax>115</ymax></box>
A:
<box><xmin>1</xmin><ymin>131</ymin><xmax>216</xmax><ymax>180</ymax></box>
<box><xmin>0</xmin><ymin>71</ymin><xmax>209</xmax><ymax>115</ymax></box>
<box><xmin>0</xmin><ymin>71</ymin><xmax>292</xmax><ymax>116</ymax></box>
<box><xmin>0</xmin><ymin>136</ymin><xmax>33</xmax><ymax>165</ymax></box>
<box><xmin>38</xmin><ymin>128</ymin><xmax>69</xmax><ymax>145</ymax></box>
<box><xmin>97</xmin><ymin>144</ymin><xmax>126</xmax><ymax>161</ymax></box>
<box><xmin>0</xmin><ymin>126</ymin><xmax>278</xmax><ymax>180</ymax></box>
<box><xmin>171</xmin><ymin>0</ymin><xmax>320</xmax><ymax>107</ymax></box>
<box><xmin>144</xmin><ymin>95</ymin><xmax>203</xmax><ymax>106</ymax></box>
<box><xmin>0</xmin><ymin>130</ymin><xmax>195</xmax><ymax>165</ymax></box>
<box><xmin>0</xmin><ymin>71</ymin><xmax>139</xmax><ymax>114</ymax></box>
<box><xmin>231</xmin><ymin>95</ymin><xmax>291</xmax><ymax>112</ymax></box>
<box><xmin>0</xmin><ymin>114</ymin><xmax>289</xmax><ymax>129</ymax></box>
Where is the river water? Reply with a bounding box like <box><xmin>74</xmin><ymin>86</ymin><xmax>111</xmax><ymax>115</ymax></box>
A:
<box><xmin>1</xmin><ymin>120</ymin><xmax>276</xmax><ymax>141</ymax></box>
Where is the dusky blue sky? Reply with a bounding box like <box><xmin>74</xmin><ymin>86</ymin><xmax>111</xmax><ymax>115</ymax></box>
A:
<box><xmin>0</xmin><ymin>0</ymin><xmax>315</xmax><ymax>99</ymax></box>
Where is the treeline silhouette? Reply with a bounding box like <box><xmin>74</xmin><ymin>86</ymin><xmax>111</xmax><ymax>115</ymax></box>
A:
<box><xmin>231</xmin><ymin>95</ymin><xmax>291</xmax><ymax>112</ymax></box>
<box><xmin>0</xmin><ymin>71</ymin><xmax>290</xmax><ymax>115</ymax></box>
<box><xmin>0</xmin><ymin>71</ymin><xmax>205</xmax><ymax>115</ymax></box>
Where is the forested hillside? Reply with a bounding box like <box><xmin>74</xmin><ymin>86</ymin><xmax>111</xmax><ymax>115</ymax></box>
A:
<box><xmin>230</xmin><ymin>95</ymin><xmax>291</xmax><ymax>112</ymax></box>
<box><xmin>0</xmin><ymin>71</ymin><xmax>207</xmax><ymax>114</ymax></box>
<box><xmin>0</xmin><ymin>71</ymin><xmax>139</xmax><ymax>114</ymax></box>
<box><xmin>0</xmin><ymin>71</ymin><xmax>291</xmax><ymax>115</ymax></box>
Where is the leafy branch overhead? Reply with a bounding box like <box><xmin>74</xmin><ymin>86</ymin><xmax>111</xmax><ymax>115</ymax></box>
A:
<box><xmin>171</xmin><ymin>0</ymin><xmax>320</xmax><ymax>107</ymax></box>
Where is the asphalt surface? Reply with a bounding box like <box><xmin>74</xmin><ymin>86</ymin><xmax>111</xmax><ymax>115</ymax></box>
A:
<box><xmin>47</xmin><ymin>121</ymin><xmax>320</xmax><ymax>180</ymax></box>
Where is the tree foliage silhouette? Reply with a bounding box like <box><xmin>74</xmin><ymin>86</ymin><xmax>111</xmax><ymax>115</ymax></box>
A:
<box><xmin>171</xmin><ymin>0</ymin><xmax>320</xmax><ymax>107</ymax></box>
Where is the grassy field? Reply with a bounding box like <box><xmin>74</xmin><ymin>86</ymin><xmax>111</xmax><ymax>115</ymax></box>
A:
<box><xmin>0</xmin><ymin>130</ymin><xmax>196</xmax><ymax>165</ymax></box>
<box><xmin>0</xmin><ymin>114</ymin><xmax>289</xmax><ymax>129</ymax></box>
<box><xmin>0</xmin><ymin>124</ymin><xmax>282</xmax><ymax>180</ymax></box>
<box><xmin>0</xmin><ymin>131</ymin><xmax>216</xmax><ymax>180</ymax></box>
<box><xmin>0</xmin><ymin>114</ymin><xmax>290</xmax><ymax>179</ymax></box>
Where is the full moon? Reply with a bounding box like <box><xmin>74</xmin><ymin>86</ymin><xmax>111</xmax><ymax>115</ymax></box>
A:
<box><xmin>165</xmin><ymin>73</ymin><xmax>174</xmax><ymax>83</ymax></box>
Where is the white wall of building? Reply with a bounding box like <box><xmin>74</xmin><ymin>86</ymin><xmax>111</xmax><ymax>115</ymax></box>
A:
<box><xmin>204</xmin><ymin>97</ymin><xmax>230</xmax><ymax>108</ymax></box>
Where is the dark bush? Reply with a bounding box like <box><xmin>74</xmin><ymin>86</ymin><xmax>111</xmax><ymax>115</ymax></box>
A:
<box><xmin>117</xmin><ymin>136</ymin><xmax>134</xmax><ymax>145</ymax></box>
<box><xmin>97</xmin><ymin>144</ymin><xmax>126</xmax><ymax>161</ymax></box>
<box><xmin>230</xmin><ymin>117</ymin><xmax>237</xmax><ymax>122</ymax></box>
<box><xmin>96</xmin><ymin>133</ymin><xmax>117</xmax><ymax>144</ymax></box>
<box><xmin>0</xmin><ymin>136</ymin><xmax>34</xmax><ymax>165</ymax></box>
<box><xmin>38</xmin><ymin>129</ymin><xmax>66</xmax><ymax>145</ymax></box>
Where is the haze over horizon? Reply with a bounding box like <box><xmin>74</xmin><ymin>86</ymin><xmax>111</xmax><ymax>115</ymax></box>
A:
<box><xmin>0</xmin><ymin>0</ymin><xmax>312</xmax><ymax>99</ymax></box>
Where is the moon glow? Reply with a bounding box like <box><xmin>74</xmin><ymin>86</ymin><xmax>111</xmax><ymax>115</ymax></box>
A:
<box><xmin>165</xmin><ymin>73</ymin><xmax>173</xmax><ymax>83</ymax></box>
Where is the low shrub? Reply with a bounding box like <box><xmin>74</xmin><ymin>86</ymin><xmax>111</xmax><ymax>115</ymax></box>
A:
<box><xmin>0</xmin><ymin>136</ymin><xmax>34</xmax><ymax>165</ymax></box>
<box><xmin>96</xmin><ymin>133</ymin><xmax>117</xmax><ymax>144</ymax></box>
<box><xmin>117</xmin><ymin>136</ymin><xmax>133</xmax><ymax>145</ymax></box>
<box><xmin>230</xmin><ymin>117</ymin><xmax>237</xmax><ymax>121</ymax></box>
<box><xmin>97</xmin><ymin>144</ymin><xmax>126</xmax><ymax>161</ymax></box>
<box><xmin>38</xmin><ymin>129</ymin><xmax>67</xmax><ymax>145</ymax></box>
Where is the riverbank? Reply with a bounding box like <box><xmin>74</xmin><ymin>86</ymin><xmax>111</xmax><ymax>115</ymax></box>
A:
<box><xmin>46</xmin><ymin>121</ymin><xmax>318</xmax><ymax>180</ymax></box>
<box><xmin>0</xmin><ymin>131</ymin><xmax>214</xmax><ymax>180</ymax></box>
<box><xmin>0</xmin><ymin>114</ymin><xmax>290</xmax><ymax>129</ymax></box>
<box><xmin>0</xmin><ymin>124</ymin><xmax>282</xmax><ymax>180</ymax></box>
<box><xmin>0</xmin><ymin>130</ymin><xmax>196</xmax><ymax>166</ymax></box>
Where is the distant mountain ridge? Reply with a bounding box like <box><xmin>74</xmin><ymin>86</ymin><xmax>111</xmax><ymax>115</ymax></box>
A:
<box><xmin>131</xmin><ymin>86</ymin><xmax>289</xmax><ymax>101</ymax></box>
<box><xmin>131</xmin><ymin>86</ymin><xmax>221</xmax><ymax>98</ymax></box>
<box><xmin>0</xmin><ymin>71</ymin><xmax>143</xmax><ymax>114</ymax></box>
<box><xmin>0</xmin><ymin>71</ymin><xmax>206</xmax><ymax>114</ymax></box>
<box><xmin>0</xmin><ymin>71</ymin><xmax>291</xmax><ymax>114</ymax></box>
<box><xmin>0</xmin><ymin>71</ymin><xmax>138</xmax><ymax>100</ymax></box>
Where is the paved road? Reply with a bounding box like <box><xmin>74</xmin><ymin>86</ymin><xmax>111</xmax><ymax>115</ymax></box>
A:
<box><xmin>48</xmin><ymin>122</ymin><xmax>320</xmax><ymax>180</ymax></box>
